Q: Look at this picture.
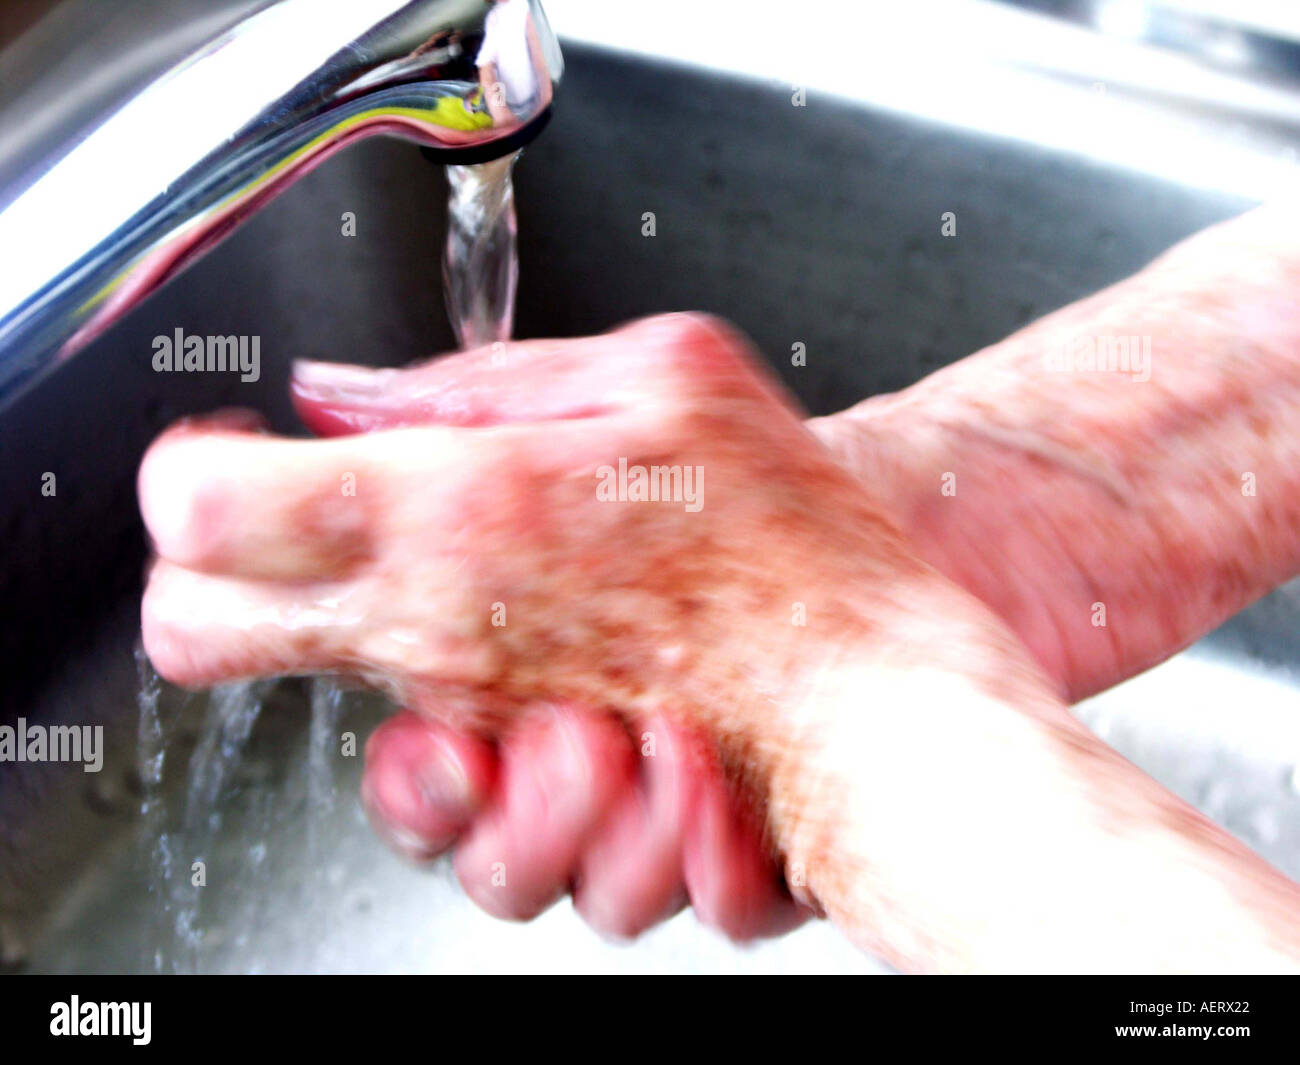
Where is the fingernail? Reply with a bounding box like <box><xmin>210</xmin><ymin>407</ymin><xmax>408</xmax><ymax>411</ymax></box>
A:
<box><xmin>416</xmin><ymin>744</ymin><xmax>478</xmax><ymax>820</ymax></box>
<box><xmin>361</xmin><ymin>776</ymin><xmax>444</xmax><ymax>860</ymax></box>
<box><xmin>291</xmin><ymin>360</ymin><xmax>393</xmax><ymax>402</ymax></box>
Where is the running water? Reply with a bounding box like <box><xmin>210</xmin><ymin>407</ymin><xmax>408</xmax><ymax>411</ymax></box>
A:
<box><xmin>307</xmin><ymin>678</ymin><xmax>346</xmax><ymax>857</ymax></box>
<box><xmin>170</xmin><ymin>679</ymin><xmax>274</xmax><ymax>971</ymax></box>
<box><xmin>443</xmin><ymin>151</ymin><xmax>521</xmax><ymax>349</ymax></box>
<box><xmin>136</xmin><ymin>151</ymin><xmax>523</xmax><ymax>971</ymax></box>
<box><xmin>135</xmin><ymin>644</ymin><xmax>174</xmax><ymax>972</ymax></box>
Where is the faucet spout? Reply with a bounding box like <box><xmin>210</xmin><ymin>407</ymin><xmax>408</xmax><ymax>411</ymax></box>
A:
<box><xmin>0</xmin><ymin>0</ymin><xmax>561</xmax><ymax>408</ymax></box>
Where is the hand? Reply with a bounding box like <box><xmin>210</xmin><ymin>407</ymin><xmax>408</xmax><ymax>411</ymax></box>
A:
<box><xmin>139</xmin><ymin>314</ymin><xmax>1055</xmax><ymax>963</ymax></box>
<box><xmin>288</xmin><ymin>325</ymin><xmax>814</xmax><ymax>939</ymax></box>
<box><xmin>362</xmin><ymin>705</ymin><xmax>803</xmax><ymax>938</ymax></box>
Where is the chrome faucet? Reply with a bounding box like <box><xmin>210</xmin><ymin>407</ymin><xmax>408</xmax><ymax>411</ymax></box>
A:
<box><xmin>0</xmin><ymin>0</ymin><xmax>561</xmax><ymax>409</ymax></box>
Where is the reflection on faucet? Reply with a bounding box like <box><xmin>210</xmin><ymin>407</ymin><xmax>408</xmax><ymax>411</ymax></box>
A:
<box><xmin>477</xmin><ymin>0</ymin><xmax>556</xmax><ymax>129</ymax></box>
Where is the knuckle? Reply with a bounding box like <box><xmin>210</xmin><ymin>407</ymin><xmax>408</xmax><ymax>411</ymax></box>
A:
<box><xmin>138</xmin><ymin>438</ymin><xmax>222</xmax><ymax>567</ymax></box>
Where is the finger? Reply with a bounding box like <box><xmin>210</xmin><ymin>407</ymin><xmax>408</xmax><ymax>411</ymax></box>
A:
<box><xmin>139</xmin><ymin>414</ymin><xmax>661</xmax><ymax>691</ymax></box>
<box><xmin>138</xmin><ymin>424</ymin><xmax>386</xmax><ymax>581</ymax></box>
<box><xmin>141</xmin><ymin>559</ymin><xmax>350</xmax><ymax>687</ymax></box>
<box><xmin>291</xmin><ymin>338</ymin><xmax>613</xmax><ymax>434</ymax></box>
<box><xmin>453</xmin><ymin>705</ymin><xmax>637</xmax><ymax>921</ymax></box>
<box><xmin>291</xmin><ymin>313</ymin><xmax>759</xmax><ymax>436</ymax></box>
<box><xmin>683</xmin><ymin>746</ymin><xmax>809</xmax><ymax>942</ymax></box>
<box><xmin>362</xmin><ymin>710</ymin><xmax>497</xmax><ymax>860</ymax></box>
<box><xmin>571</xmin><ymin>714</ymin><xmax>691</xmax><ymax>938</ymax></box>
<box><xmin>140</xmin><ymin>405</ymin><xmax>649</xmax><ymax>584</ymax></box>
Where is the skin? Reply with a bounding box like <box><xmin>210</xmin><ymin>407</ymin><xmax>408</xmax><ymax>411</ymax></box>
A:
<box><xmin>138</xmin><ymin>204</ymin><xmax>1300</xmax><ymax>972</ymax></box>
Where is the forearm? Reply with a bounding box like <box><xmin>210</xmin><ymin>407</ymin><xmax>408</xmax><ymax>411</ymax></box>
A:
<box><xmin>815</xmin><ymin>203</ymin><xmax>1300</xmax><ymax>700</ymax></box>
<box><xmin>763</xmin><ymin>632</ymin><xmax>1300</xmax><ymax>973</ymax></box>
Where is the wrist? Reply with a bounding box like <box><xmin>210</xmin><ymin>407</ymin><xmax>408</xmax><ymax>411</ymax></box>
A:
<box><xmin>761</xmin><ymin>620</ymin><xmax>1300</xmax><ymax>972</ymax></box>
<box><xmin>735</xmin><ymin>566</ymin><xmax>1065</xmax><ymax>944</ymax></box>
<box><xmin>811</xmin><ymin>394</ymin><xmax>1125</xmax><ymax>700</ymax></box>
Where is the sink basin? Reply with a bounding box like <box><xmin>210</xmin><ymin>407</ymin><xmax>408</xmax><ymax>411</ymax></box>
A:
<box><xmin>2</xmin><ymin>41</ymin><xmax>1296</xmax><ymax>974</ymax></box>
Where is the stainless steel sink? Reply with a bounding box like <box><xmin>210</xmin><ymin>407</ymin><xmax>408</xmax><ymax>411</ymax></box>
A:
<box><xmin>2</xmin><ymin>35</ymin><xmax>1298</xmax><ymax>974</ymax></box>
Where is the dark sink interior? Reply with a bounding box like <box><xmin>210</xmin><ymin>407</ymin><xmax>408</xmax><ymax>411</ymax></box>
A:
<box><xmin>2</xmin><ymin>44</ymin><xmax>1280</xmax><ymax>973</ymax></box>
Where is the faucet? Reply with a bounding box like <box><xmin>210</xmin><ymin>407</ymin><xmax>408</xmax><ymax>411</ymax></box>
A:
<box><xmin>0</xmin><ymin>0</ymin><xmax>561</xmax><ymax>409</ymax></box>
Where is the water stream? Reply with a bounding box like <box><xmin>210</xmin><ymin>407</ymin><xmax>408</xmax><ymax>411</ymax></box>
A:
<box><xmin>306</xmin><ymin>677</ymin><xmax>346</xmax><ymax>860</ymax></box>
<box><xmin>135</xmin><ymin>644</ymin><xmax>173</xmax><ymax>972</ymax></box>
<box><xmin>443</xmin><ymin>151</ymin><xmax>521</xmax><ymax>349</ymax></box>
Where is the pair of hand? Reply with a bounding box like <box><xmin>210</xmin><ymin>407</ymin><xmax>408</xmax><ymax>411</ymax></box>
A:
<box><xmin>140</xmin><ymin>314</ymin><xmax>1042</xmax><ymax>943</ymax></box>
<box><xmin>138</xmin><ymin>205</ymin><xmax>1300</xmax><ymax>969</ymax></box>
